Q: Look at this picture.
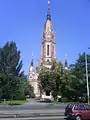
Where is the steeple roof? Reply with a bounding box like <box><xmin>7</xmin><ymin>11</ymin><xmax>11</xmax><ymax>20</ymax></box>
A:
<box><xmin>47</xmin><ymin>0</ymin><xmax>51</xmax><ymax>21</ymax></box>
<box><xmin>65</xmin><ymin>55</ymin><xmax>67</xmax><ymax>66</ymax></box>
<box><xmin>29</xmin><ymin>58</ymin><xmax>34</xmax><ymax>73</ymax></box>
<box><xmin>44</xmin><ymin>0</ymin><xmax>52</xmax><ymax>29</ymax></box>
<box><xmin>42</xmin><ymin>0</ymin><xmax>55</xmax><ymax>43</ymax></box>
<box><xmin>29</xmin><ymin>53</ymin><xmax>34</xmax><ymax>73</ymax></box>
<box><xmin>31</xmin><ymin>59</ymin><xmax>33</xmax><ymax>66</ymax></box>
<box><xmin>64</xmin><ymin>54</ymin><xmax>68</xmax><ymax>70</ymax></box>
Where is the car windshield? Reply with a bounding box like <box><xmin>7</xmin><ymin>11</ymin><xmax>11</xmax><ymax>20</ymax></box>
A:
<box><xmin>66</xmin><ymin>104</ymin><xmax>73</xmax><ymax>109</ymax></box>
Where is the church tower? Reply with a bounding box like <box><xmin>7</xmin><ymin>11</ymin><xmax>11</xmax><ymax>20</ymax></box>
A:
<box><xmin>28</xmin><ymin>0</ymin><xmax>56</xmax><ymax>98</ymax></box>
<box><xmin>28</xmin><ymin>56</ymin><xmax>40</xmax><ymax>97</ymax></box>
<box><xmin>40</xmin><ymin>0</ymin><xmax>56</xmax><ymax>68</ymax></box>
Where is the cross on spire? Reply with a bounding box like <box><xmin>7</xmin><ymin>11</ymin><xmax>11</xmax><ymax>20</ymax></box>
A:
<box><xmin>47</xmin><ymin>0</ymin><xmax>51</xmax><ymax>20</ymax></box>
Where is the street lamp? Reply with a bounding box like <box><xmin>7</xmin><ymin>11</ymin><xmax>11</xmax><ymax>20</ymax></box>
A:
<box><xmin>85</xmin><ymin>48</ymin><xmax>90</xmax><ymax>104</ymax></box>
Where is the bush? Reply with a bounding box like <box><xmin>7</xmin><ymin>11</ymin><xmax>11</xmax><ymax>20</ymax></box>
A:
<box><xmin>61</xmin><ymin>97</ymin><xmax>68</xmax><ymax>103</ymax></box>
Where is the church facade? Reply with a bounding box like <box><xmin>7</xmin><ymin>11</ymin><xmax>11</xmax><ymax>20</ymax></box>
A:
<box><xmin>28</xmin><ymin>0</ymin><xmax>68</xmax><ymax>98</ymax></box>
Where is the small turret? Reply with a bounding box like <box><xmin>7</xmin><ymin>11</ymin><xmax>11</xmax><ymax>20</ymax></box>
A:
<box><xmin>31</xmin><ymin>59</ymin><xmax>33</xmax><ymax>66</ymax></box>
<box><xmin>29</xmin><ymin>53</ymin><xmax>34</xmax><ymax>77</ymax></box>
<box><xmin>64</xmin><ymin>54</ymin><xmax>68</xmax><ymax>70</ymax></box>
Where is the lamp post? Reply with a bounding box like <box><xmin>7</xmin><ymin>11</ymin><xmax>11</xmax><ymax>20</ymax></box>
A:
<box><xmin>85</xmin><ymin>51</ymin><xmax>89</xmax><ymax>104</ymax></box>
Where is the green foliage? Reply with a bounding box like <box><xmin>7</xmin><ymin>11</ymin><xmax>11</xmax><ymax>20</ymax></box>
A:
<box><xmin>0</xmin><ymin>41</ymin><xmax>34</xmax><ymax>101</ymax></box>
<box><xmin>68</xmin><ymin>52</ymin><xmax>90</xmax><ymax>102</ymax></box>
<box><xmin>38</xmin><ymin>60</ymin><xmax>65</xmax><ymax>100</ymax></box>
<box><xmin>24</xmin><ymin>80</ymin><xmax>35</xmax><ymax>98</ymax></box>
<box><xmin>0</xmin><ymin>41</ymin><xmax>24</xmax><ymax>76</ymax></box>
<box><xmin>0</xmin><ymin>100</ymin><xmax>27</xmax><ymax>106</ymax></box>
<box><xmin>38</xmin><ymin>52</ymin><xmax>90</xmax><ymax>102</ymax></box>
<box><xmin>1</xmin><ymin>41</ymin><xmax>89</xmax><ymax>102</ymax></box>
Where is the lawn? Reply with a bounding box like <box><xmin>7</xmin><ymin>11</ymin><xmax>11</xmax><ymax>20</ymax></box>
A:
<box><xmin>0</xmin><ymin>100</ymin><xmax>27</xmax><ymax>106</ymax></box>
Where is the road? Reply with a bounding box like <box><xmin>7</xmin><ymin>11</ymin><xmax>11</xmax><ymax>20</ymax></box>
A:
<box><xmin>0</xmin><ymin>99</ymin><xmax>66</xmax><ymax>111</ymax></box>
<box><xmin>0</xmin><ymin>116</ymin><xmax>65</xmax><ymax>120</ymax></box>
<box><xmin>0</xmin><ymin>99</ymin><xmax>66</xmax><ymax>120</ymax></box>
<box><xmin>0</xmin><ymin>113</ymin><xmax>65</xmax><ymax>120</ymax></box>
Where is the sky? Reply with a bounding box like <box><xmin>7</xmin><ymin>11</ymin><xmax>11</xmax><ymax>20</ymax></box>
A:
<box><xmin>0</xmin><ymin>0</ymin><xmax>90</xmax><ymax>74</ymax></box>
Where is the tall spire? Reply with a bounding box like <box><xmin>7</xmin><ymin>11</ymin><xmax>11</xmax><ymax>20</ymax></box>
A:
<box><xmin>47</xmin><ymin>0</ymin><xmax>51</xmax><ymax>20</ymax></box>
<box><xmin>40</xmin><ymin>0</ymin><xmax>56</xmax><ymax>68</ymax></box>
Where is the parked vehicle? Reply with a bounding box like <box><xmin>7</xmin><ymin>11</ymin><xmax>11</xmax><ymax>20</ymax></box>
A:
<box><xmin>38</xmin><ymin>98</ymin><xmax>52</xmax><ymax>103</ymax></box>
<box><xmin>65</xmin><ymin>103</ymin><xmax>90</xmax><ymax>120</ymax></box>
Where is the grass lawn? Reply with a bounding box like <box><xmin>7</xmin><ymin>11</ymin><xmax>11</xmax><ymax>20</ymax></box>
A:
<box><xmin>0</xmin><ymin>100</ymin><xmax>27</xmax><ymax>106</ymax></box>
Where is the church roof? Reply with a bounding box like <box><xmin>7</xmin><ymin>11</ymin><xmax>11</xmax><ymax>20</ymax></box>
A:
<box><xmin>31</xmin><ymin>59</ymin><xmax>33</xmax><ymax>66</ymax></box>
<box><xmin>45</xmin><ymin>0</ymin><xmax>52</xmax><ymax>29</ymax></box>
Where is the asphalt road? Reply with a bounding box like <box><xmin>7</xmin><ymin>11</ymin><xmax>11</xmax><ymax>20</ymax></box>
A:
<box><xmin>0</xmin><ymin>116</ymin><xmax>65</xmax><ymax>120</ymax></box>
<box><xmin>0</xmin><ymin>99</ymin><xmax>66</xmax><ymax>120</ymax></box>
<box><xmin>0</xmin><ymin>99</ymin><xmax>66</xmax><ymax>111</ymax></box>
<box><xmin>0</xmin><ymin>104</ymin><xmax>65</xmax><ymax>110</ymax></box>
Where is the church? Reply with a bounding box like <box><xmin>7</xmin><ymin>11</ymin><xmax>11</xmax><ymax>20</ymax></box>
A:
<box><xmin>28</xmin><ymin>0</ymin><xmax>68</xmax><ymax>99</ymax></box>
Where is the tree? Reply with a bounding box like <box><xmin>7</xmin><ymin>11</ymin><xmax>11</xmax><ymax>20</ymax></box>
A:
<box><xmin>38</xmin><ymin>61</ymin><xmax>64</xmax><ymax>100</ymax></box>
<box><xmin>38</xmin><ymin>70</ymin><xmax>52</xmax><ymax>94</ymax></box>
<box><xmin>0</xmin><ymin>41</ymin><xmax>34</xmax><ymax>100</ymax></box>
<box><xmin>51</xmin><ymin>61</ymin><xmax>63</xmax><ymax>99</ymax></box>
<box><xmin>68</xmin><ymin>52</ymin><xmax>90</xmax><ymax>102</ymax></box>
<box><xmin>23</xmin><ymin>79</ymin><xmax>35</xmax><ymax>98</ymax></box>
<box><xmin>38</xmin><ymin>52</ymin><xmax>90</xmax><ymax>102</ymax></box>
<box><xmin>0</xmin><ymin>41</ymin><xmax>24</xmax><ymax>76</ymax></box>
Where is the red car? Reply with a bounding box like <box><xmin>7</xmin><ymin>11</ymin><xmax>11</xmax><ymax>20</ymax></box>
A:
<box><xmin>65</xmin><ymin>103</ymin><xmax>90</xmax><ymax>120</ymax></box>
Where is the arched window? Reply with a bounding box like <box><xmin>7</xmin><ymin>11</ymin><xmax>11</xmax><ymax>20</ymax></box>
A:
<box><xmin>47</xmin><ymin>45</ymin><xmax>49</xmax><ymax>56</ymax></box>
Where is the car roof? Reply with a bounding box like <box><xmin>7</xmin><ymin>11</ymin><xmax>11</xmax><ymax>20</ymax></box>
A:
<box><xmin>66</xmin><ymin>103</ymin><xmax>89</xmax><ymax>106</ymax></box>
